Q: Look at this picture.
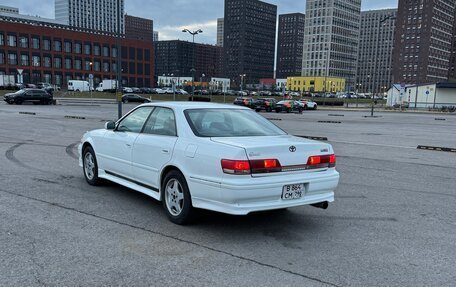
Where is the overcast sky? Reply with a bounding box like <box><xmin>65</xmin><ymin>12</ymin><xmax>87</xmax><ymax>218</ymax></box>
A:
<box><xmin>1</xmin><ymin>0</ymin><xmax>398</xmax><ymax>44</ymax></box>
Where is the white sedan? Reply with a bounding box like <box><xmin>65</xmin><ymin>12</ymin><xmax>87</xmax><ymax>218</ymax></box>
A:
<box><xmin>79</xmin><ymin>103</ymin><xmax>339</xmax><ymax>224</ymax></box>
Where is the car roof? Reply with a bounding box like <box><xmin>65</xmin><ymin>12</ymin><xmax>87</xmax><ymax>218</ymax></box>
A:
<box><xmin>140</xmin><ymin>102</ymin><xmax>250</xmax><ymax>112</ymax></box>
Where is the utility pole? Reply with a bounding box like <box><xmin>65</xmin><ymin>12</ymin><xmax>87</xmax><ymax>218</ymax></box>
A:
<box><xmin>116</xmin><ymin>0</ymin><xmax>122</xmax><ymax>119</ymax></box>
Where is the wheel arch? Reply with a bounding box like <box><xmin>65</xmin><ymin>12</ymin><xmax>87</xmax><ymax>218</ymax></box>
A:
<box><xmin>160</xmin><ymin>165</ymin><xmax>186</xmax><ymax>201</ymax></box>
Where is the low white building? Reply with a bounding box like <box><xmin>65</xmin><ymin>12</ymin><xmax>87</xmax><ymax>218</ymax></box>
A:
<box><xmin>157</xmin><ymin>76</ymin><xmax>192</xmax><ymax>88</ymax></box>
<box><xmin>387</xmin><ymin>83</ymin><xmax>456</xmax><ymax>108</ymax></box>
<box><xmin>276</xmin><ymin>79</ymin><xmax>287</xmax><ymax>90</ymax></box>
<box><xmin>210</xmin><ymin>78</ymin><xmax>231</xmax><ymax>92</ymax></box>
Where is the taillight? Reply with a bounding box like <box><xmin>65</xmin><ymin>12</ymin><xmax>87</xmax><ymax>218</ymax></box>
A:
<box><xmin>250</xmin><ymin>159</ymin><xmax>282</xmax><ymax>174</ymax></box>
<box><xmin>221</xmin><ymin>159</ymin><xmax>251</xmax><ymax>174</ymax></box>
<box><xmin>221</xmin><ymin>159</ymin><xmax>282</xmax><ymax>174</ymax></box>
<box><xmin>306</xmin><ymin>154</ymin><xmax>336</xmax><ymax>169</ymax></box>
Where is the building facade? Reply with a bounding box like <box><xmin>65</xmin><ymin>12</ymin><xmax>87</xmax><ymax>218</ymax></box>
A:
<box><xmin>276</xmin><ymin>13</ymin><xmax>305</xmax><ymax>79</ymax></box>
<box><xmin>357</xmin><ymin>9</ymin><xmax>397</xmax><ymax>94</ymax></box>
<box><xmin>287</xmin><ymin>76</ymin><xmax>345</xmax><ymax>93</ymax></box>
<box><xmin>125</xmin><ymin>15</ymin><xmax>153</xmax><ymax>42</ymax></box>
<box><xmin>0</xmin><ymin>5</ymin><xmax>19</xmax><ymax>14</ymax></box>
<box><xmin>55</xmin><ymin>0</ymin><xmax>125</xmax><ymax>34</ymax></box>
<box><xmin>153</xmin><ymin>31</ymin><xmax>159</xmax><ymax>42</ymax></box>
<box><xmin>449</xmin><ymin>9</ymin><xmax>456</xmax><ymax>81</ymax></box>
<box><xmin>392</xmin><ymin>0</ymin><xmax>455</xmax><ymax>84</ymax></box>
<box><xmin>154</xmin><ymin>40</ymin><xmax>223</xmax><ymax>83</ymax></box>
<box><xmin>217</xmin><ymin>18</ymin><xmax>224</xmax><ymax>47</ymax></box>
<box><xmin>302</xmin><ymin>0</ymin><xmax>361</xmax><ymax>91</ymax></box>
<box><xmin>0</xmin><ymin>16</ymin><xmax>154</xmax><ymax>88</ymax></box>
<box><xmin>223</xmin><ymin>0</ymin><xmax>277</xmax><ymax>85</ymax></box>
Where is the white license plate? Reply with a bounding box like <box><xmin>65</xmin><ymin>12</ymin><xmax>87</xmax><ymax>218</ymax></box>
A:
<box><xmin>282</xmin><ymin>183</ymin><xmax>305</xmax><ymax>200</ymax></box>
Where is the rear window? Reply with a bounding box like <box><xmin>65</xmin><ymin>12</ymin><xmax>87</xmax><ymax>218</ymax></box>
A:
<box><xmin>184</xmin><ymin>109</ymin><xmax>286</xmax><ymax>137</ymax></box>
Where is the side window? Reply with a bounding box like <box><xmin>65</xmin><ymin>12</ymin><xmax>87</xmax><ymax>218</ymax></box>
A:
<box><xmin>117</xmin><ymin>107</ymin><xmax>153</xmax><ymax>133</ymax></box>
<box><xmin>143</xmin><ymin>107</ymin><xmax>177</xmax><ymax>137</ymax></box>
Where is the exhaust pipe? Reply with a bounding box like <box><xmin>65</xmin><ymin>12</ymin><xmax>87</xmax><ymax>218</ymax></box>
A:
<box><xmin>311</xmin><ymin>201</ymin><xmax>328</xmax><ymax>210</ymax></box>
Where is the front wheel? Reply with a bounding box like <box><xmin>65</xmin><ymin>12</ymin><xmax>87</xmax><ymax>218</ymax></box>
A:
<box><xmin>162</xmin><ymin>171</ymin><xmax>194</xmax><ymax>225</ymax></box>
<box><xmin>15</xmin><ymin>99</ymin><xmax>23</xmax><ymax>105</ymax></box>
<box><xmin>83</xmin><ymin>146</ymin><xmax>101</xmax><ymax>186</ymax></box>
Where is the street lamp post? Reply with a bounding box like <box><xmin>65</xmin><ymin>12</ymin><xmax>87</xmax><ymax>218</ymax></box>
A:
<box><xmin>116</xmin><ymin>0</ymin><xmax>122</xmax><ymax>119</ymax></box>
<box><xmin>240</xmin><ymin>74</ymin><xmax>246</xmax><ymax>94</ymax></box>
<box><xmin>182</xmin><ymin>28</ymin><xmax>203</xmax><ymax>101</ymax></box>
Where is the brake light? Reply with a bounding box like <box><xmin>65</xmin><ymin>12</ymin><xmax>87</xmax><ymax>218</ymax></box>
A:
<box><xmin>221</xmin><ymin>159</ymin><xmax>251</xmax><ymax>174</ymax></box>
<box><xmin>221</xmin><ymin>159</ymin><xmax>282</xmax><ymax>174</ymax></box>
<box><xmin>306</xmin><ymin>154</ymin><xmax>336</xmax><ymax>169</ymax></box>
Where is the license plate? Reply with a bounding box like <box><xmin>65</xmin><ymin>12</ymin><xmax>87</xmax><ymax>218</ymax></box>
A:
<box><xmin>282</xmin><ymin>183</ymin><xmax>305</xmax><ymax>200</ymax></box>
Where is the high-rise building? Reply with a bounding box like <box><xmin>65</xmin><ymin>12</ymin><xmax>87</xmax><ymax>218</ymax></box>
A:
<box><xmin>223</xmin><ymin>0</ymin><xmax>277</xmax><ymax>85</ymax></box>
<box><xmin>392</xmin><ymin>0</ymin><xmax>455</xmax><ymax>84</ymax></box>
<box><xmin>276</xmin><ymin>13</ymin><xmax>305</xmax><ymax>79</ymax></box>
<box><xmin>449</xmin><ymin>9</ymin><xmax>456</xmax><ymax>81</ymax></box>
<box><xmin>125</xmin><ymin>15</ymin><xmax>153</xmax><ymax>42</ymax></box>
<box><xmin>153</xmin><ymin>31</ymin><xmax>159</xmax><ymax>42</ymax></box>
<box><xmin>154</xmin><ymin>40</ymin><xmax>223</xmax><ymax>81</ymax></box>
<box><xmin>357</xmin><ymin>9</ymin><xmax>397</xmax><ymax>94</ymax></box>
<box><xmin>0</xmin><ymin>5</ymin><xmax>19</xmax><ymax>14</ymax></box>
<box><xmin>302</xmin><ymin>0</ymin><xmax>361</xmax><ymax>92</ymax></box>
<box><xmin>55</xmin><ymin>0</ymin><xmax>125</xmax><ymax>34</ymax></box>
<box><xmin>217</xmin><ymin>18</ymin><xmax>224</xmax><ymax>47</ymax></box>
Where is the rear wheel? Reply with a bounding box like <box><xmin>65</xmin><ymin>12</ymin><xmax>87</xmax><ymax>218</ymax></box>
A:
<box><xmin>15</xmin><ymin>98</ymin><xmax>23</xmax><ymax>105</ymax></box>
<box><xmin>162</xmin><ymin>170</ymin><xmax>194</xmax><ymax>225</ymax></box>
<box><xmin>82</xmin><ymin>146</ymin><xmax>101</xmax><ymax>186</ymax></box>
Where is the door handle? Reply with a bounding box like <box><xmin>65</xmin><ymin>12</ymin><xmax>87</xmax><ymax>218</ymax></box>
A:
<box><xmin>126</xmin><ymin>143</ymin><xmax>132</xmax><ymax>147</ymax></box>
<box><xmin>162</xmin><ymin>149</ymin><xmax>169</xmax><ymax>153</ymax></box>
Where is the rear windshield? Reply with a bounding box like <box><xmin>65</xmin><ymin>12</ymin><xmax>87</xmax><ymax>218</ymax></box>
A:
<box><xmin>184</xmin><ymin>109</ymin><xmax>286</xmax><ymax>137</ymax></box>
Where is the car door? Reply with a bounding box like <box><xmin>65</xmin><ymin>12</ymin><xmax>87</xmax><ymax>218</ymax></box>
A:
<box><xmin>98</xmin><ymin>106</ymin><xmax>154</xmax><ymax>180</ymax></box>
<box><xmin>132</xmin><ymin>107</ymin><xmax>178</xmax><ymax>190</ymax></box>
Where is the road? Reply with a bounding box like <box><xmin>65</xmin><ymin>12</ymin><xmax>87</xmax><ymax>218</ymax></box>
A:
<box><xmin>0</xmin><ymin>101</ymin><xmax>455</xmax><ymax>286</ymax></box>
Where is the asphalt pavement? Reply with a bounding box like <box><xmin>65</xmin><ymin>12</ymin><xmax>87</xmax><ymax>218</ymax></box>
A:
<box><xmin>0</xmin><ymin>101</ymin><xmax>455</xmax><ymax>286</ymax></box>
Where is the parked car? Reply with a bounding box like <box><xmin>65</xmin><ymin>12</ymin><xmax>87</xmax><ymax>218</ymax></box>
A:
<box><xmin>163</xmin><ymin>88</ymin><xmax>174</xmax><ymax>94</ymax></box>
<box><xmin>151</xmin><ymin>88</ymin><xmax>166</xmax><ymax>94</ymax></box>
<box><xmin>235</xmin><ymin>90</ymin><xmax>248</xmax><ymax>97</ymax></box>
<box><xmin>4</xmin><ymin>88</ymin><xmax>53</xmax><ymax>105</ymax></box>
<box><xmin>122</xmin><ymin>87</ymin><xmax>133</xmax><ymax>93</ymax></box>
<box><xmin>299</xmin><ymin>99</ymin><xmax>318</xmax><ymax>110</ymax></box>
<box><xmin>176</xmin><ymin>89</ymin><xmax>189</xmax><ymax>95</ymax></box>
<box><xmin>233</xmin><ymin>97</ymin><xmax>255</xmax><ymax>109</ymax></box>
<box><xmin>131</xmin><ymin>87</ymin><xmax>141</xmax><ymax>93</ymax></box>
<box><xmin>254</xmin><ymin>98</ymin><xmax>277</xmax><ymax>112</ymax></box>
<box><xmin>140</xmin><ymin>87</ymin><xmax>152</xmax><ymax>94</ymax></box>
<box><xmin>36</xmin><ymin>82</ymin><xmax>54</xmax><ymax>94</ymax></box>
<box><xmin>121</xmin><ymin>94</ymin><xmax>151</xmax><ymax>104</ymax></box>
<box><xmin>79</xmin><ymin>102</ymin><xmax>339</xmax><ymax>224</ymax></box>
<box><xmin>275</xmin><ymin>100</ymin><xmax>304</xmax><ymax>113</ymax></box>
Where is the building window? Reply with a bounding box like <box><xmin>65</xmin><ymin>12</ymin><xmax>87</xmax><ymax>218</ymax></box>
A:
<box><xmin>8</xmin><ymin>53</ymin><xmax>17</xmax><ymax>65</ymax></box>
<box><xmin>103</xmin><ymin>46</ymin><xmax>109</xmax><ymax>57</ymax></box>
<box><xmin>84</xmin><ymin>60</ymin><xmax>92</xmax><ymax>71</ymax></box>
<box><xmin>20</xmin><ymin>54</ymin><xmax>29</xmax><ymax>66</ymax></box>
<box><xmin>19</xmin><ymin>36</ymin><xmax>28</xmax><ymax>48</ymax></box>
<box><xmin>31</xmin><ymin>37</ymin><xmax>40</xmax><ymax>49</ymax></box>
<box><xmin>94</xmin><ymin>61</ymin><xmax>100</xmax><ymax>71</ymax></box>
<box><xmin>94</xmin><ymin>45</ymin><xmax>100</xmax><ymax>56</ymax></box>
<box><xmin>65</xmin><ymin>58</ymin><xmax>72</xmax><ymax>69</ymax></box>
<box><xmin>112</xmin><ymin>47</ymin><xmax>118</xmax><ymax>58</ymax></box>
<box><xmin>0</xmin><ymin>51</ymin><xmax>4</xmax><ymax>64</ymax></box>
<box><xmin>84</xmin><ymin>44</ymin><xmax>91</xmax><ymax>55</ymax></box>
<box><xmin>43</xmin><ymin>39</ymin><xmax>51</xmax><ymax>51</ymax></box>
<box><xmin>7</xmin><ymin>35</ymin><xmax>17</xmax><ymax>47</ymax></box>
<box><xmin>112</xmin><ymin>62</ymin><xmax>118</xmax><ymax>73</ymax></box>
<box><xmin>44</xmin><ymin>73</ymin><xmax>52</xmax><ymax>84</ymax></box>
<box><xmin>54</xmin><ymin>57</ymin><xmax>62</xmax><ymax>68</ymax></box>
<box><xmin>64</xmin><ymin>41</ymin><xmax>72</xmax><ymax>53</ymax></box>
<box><xmin>103</xmin><ymin>62</ymin><xmax>109</xmax><ymax>72</ymax></box>
<box><xmin>44</xmin><ymin>56</ymin><xmax>52</xmax><ymax>68</ymax></box>
<box><xmin>0</xmin><ymin>34</ymin><xmax>4</xmax><ymax>46</ymax></box>
<box><xmin>54</xmin><ymin>40</ymin><xmax>62</xmax><ymax>52</ymax></box>
<box><xmin>55</xmin><ymin>74</ymin><xmax>63</xmax><ymax>86</ymax></box>
<box><xmin>75</xmin><ymin>59</ymin><xmax>82</xmax><ymax>70</ymax></box>
<box><xmin>32</xmin><ymin>56</ymin><xmax>40</xmax><ymax>67</ymax></box>
<box><xmin>74</xmin><ymin>42</ymin><xmax>82</xmax><ymax>54</ymax></box>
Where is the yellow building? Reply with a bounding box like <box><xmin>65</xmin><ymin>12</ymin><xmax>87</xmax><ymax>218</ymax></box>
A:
<box><xmin>286</xmin><ymin>76</ymin><xmax>346</xmax><ymax>93</ymax></box>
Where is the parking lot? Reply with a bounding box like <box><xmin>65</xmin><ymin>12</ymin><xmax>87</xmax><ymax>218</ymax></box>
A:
<box><xmin>0</xmin><ymin>101</ymin><xmax>455</xmax><ymax>286</ymax></box>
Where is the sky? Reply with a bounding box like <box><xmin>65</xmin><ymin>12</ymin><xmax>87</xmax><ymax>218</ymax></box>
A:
<box><xmin>1</xmin><ymin>0</ymin><xmax>398</xmax><ymax>44</ymax></box>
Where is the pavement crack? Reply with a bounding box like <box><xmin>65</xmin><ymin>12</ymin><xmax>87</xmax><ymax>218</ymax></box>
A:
<box><xmin>29</xmin><ymin>238</ymin><xmax>46</xmax><ymax>286</ymax></box>
<box><xmin>0</xmin><ymin>188</ymin><xmax>340</xmax><ymax>287</ymax></box>
<box><xmin>65</xmin><ymin>142</ymin><xmax>80</xmax><ymax>160</ymax></box>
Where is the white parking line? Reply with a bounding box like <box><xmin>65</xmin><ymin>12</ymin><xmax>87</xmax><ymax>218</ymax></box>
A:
<box><xmin>330</xmin><ymin>140</ymin><xmax>416</xmax><ymax>149</ymax></box>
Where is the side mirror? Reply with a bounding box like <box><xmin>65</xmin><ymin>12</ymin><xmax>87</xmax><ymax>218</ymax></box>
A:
<box><xmin>105</xmin><ymin>121</ymin><xmax>116</xmax><ymax>130</ymax></box>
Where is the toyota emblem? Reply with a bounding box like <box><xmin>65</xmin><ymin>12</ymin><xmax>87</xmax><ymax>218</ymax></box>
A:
<box><xmin>289</xmin><ymin>146</ymin><xmax>296</xmax><ymax>152</ymax></box>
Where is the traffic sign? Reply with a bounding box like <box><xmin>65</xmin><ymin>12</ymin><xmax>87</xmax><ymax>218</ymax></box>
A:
<box><xmin>89</xmin><ymin>74</ymin><xmax>94</xmax><ymax>79</ymax></box>
<box><xmin>426</xmin><ymin>91</ymin><xmax>430</xmax><ymax>95</ymax></box>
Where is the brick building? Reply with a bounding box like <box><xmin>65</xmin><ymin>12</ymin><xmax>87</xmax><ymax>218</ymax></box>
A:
<box><xmin>125</xmin><ymin>15</ymin><xmax>153</xmax><ymax>42</ymax></box>
<box><xmin>0</xmin><ymin>15</ymin><xmax>154</xmax><ymax>88</ymax></box>
<box><xmin>154</xmin><ymin>40</ymin><xmax>222</xmax><ymax>82</ymax></box>
<box><xmin>276</xmin><ymin>13</ymin><xmax>305</xmax><ymax>79</ymax></box>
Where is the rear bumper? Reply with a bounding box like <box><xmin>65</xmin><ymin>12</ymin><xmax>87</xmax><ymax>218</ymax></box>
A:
<box><xmin>190</xmin><ymin>169</ymin><xmax>339</xmax><ymax>215</ymax></box>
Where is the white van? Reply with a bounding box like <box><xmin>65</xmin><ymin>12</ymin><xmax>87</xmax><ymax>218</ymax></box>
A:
<box><xmin>68</xmin><ymin>80</ymin><xmax>91</xmax><ymax>92</ymax></box>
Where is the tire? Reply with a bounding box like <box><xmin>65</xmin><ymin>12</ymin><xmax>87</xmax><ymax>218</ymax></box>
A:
<box><xmin>82</xmin><ymin>146</ymin><xmax>101</xmax><ymax>186</ymax></box>
<box><xmin>266</xmin><ymin>107</ymin><xmax>272</xmax><ymax>112</ymax></box>
<box><xmin>255</xmin><ymin>108</ymin><xmax>261</xmax><ymax>112</ymax></box>
<box><xmin>314</xmin><ymin>106</ymin><xmax>317</xmax><ymax>110</ymax></box>
<box><xmin>298</xmin><ymin>108</ymin><xmax>303</xmax><ymax>114</ymax></box>
<box><xmin>304</xmin><ymin>105</ymin><xmax>308</xmax><ymax>110</ymax></box>
<box><xmin>286</xmin><ymin>108</ymin><xmax>291</xmax><ymax>113</ymax></box>
<box><xmin>275</xmin><ymin>109</ymin><xmax>280</xmax><ymax>113</ymax></box>
<box><xmin>162</xmin><ymin>170</ymin><xmax>194</xmax><ymax>225</ymax></box>
<box><xmin>15</xmin><ymin>98</ymin><xmax>23</xmax><ymax>105</ymax></box>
